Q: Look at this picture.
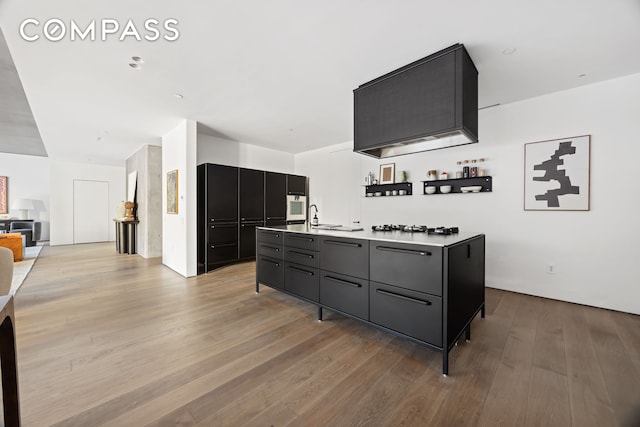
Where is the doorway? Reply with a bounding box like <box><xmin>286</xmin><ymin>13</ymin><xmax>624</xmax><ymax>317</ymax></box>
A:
<box><xmin>73</xmin><ymin>180</ymin><xmax>109</xmax><ymax>243</ymax></box>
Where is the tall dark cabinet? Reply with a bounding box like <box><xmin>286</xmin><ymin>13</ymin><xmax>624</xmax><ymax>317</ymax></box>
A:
<box><xmin>198</xmin><ymin>164</ymin><xmax>239</xmax><ymax>273</ymax></box>
<box><xmin>287</xmin><ymin>174</ymin><xmax>307</xmax><ymax>195</ymax></box>
<box><xmin>239</xmin><ymin>168</ymin><xmax>265</xmax><ymax>259</ymax></box>
<box><xmin>198</xmin><ymin>163</ymin><xmax>307</xmax><ymax>273</ymax></box>
<box><xmin>265</xmin><ymin>172</ymin><xmax>286</xmax><ymax>226</ymax></box>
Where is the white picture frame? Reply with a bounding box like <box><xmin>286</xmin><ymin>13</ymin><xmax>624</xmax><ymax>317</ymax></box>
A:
<box><xmin>524</xmin><ymin>135</ymin><xmax>590</xmax><ymax>211</ymax></box>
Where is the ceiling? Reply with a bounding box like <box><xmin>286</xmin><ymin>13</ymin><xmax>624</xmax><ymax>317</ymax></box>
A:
<box><xmin>0</xmin><ymin>0</ymin><xmax>639</xmax><ymax>166</ymax></box>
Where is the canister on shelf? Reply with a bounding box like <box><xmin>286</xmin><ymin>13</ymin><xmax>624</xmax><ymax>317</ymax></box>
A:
<box><xmin>462</xmin><ymin>160</ymin><xmax>470</xmax><ymax>178</ymax></box>
<box><xmin>456</xmin><ymin>161</ymin><xmax>463</xmax><ymax>178</ymax></box>
<box><xmin>478</xmin><ymin>158</ymin><xmax>487</xmax><ymax>176</ymax></box>
<box><xmin>470</xmin><ymin>159</ymin><xmax>478</xmax><ymax>177</ymax></box>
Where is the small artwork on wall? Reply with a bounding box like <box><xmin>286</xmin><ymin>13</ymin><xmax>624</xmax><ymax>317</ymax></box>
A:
<box><xmin>379</xmin><ymin>163</ymin><xmax>396</xmax><ymax>184</ymax></box>
<box><xmin>0</xmin><ymin>176</ymin><xmax>7</xmax><ymax>214</ymax></box>
<box><xmin>524</xmin><ymin>135</ymin><xmax>590</xmax><ymax>211</ymax></box>
<box><xmin>166</xmin><ymin>170</ymin><xmax>178</xmax><ymax>214</ymax></box>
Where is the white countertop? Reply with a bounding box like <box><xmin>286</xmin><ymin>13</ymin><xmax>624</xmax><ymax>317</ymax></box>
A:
<box><xmin>259</xmin><ymin>224</ymin><xmax>483</xmax><ymax>247</ymax></box>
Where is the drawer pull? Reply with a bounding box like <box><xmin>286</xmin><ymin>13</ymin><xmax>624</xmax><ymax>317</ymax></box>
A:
<box><xmin>325</xmin><ymin>275</ymin><xmax>361</xmax><ymax>288</ymax></box>
<box><xmin>241</xmin><ymin>217</ymin><xmax>263</xmax><ymax>221</ymax></box>
<box><xmin>324</xmin><ymin>240</ymin><xmax>362</xmax><ymax>248</ymax></box>
<box><xmin>288</xmin><ymin>250</ymin><xmax>314</xmax><ymax>259</ymax></box>
<box><xmin>211</xmin><ymin>243</ymin><xmax>236</xmax><ymax>249</ymax></box>
<box><xmin>211</xmin><ymin>224</ymin><xmax>237</xmax><ymax>229</ymax></box>
<box><xmin>266</xmin><ymin>217</ymin><xmax>286</xmax><ymax>220</ymax></box>
<box><xmin>261</xmin><ymin>245</ymin><xmax>280</xmax><ymax>252</ymax></box>
<box><xmin>376</xmin><ymin>289</ymin><xmax>431</xmax><ymax>305</ymax></box>
<box><xmin>376</xmin><ymin>246</ymin><xmax>430</xmax><ymax>256</ymax></box>
<box><xmin>288</xmin><ymin>265</ymin><xmax>314</xmax><ymax>276</ymax></box>
<box><xmin>262</xmin><ymin>231</ymin><xmax>281</xmax><ymax>238</ymax></box>
<box><xmin>211</xmin><ymin>218</ymin><xmax>236</xmax><ymax>222</ymax></box>
<box><xmin>290</xmin><ymin>235</ymin><xmax>314</xmax><ymax>242</ymax></box>
<box><xmin>262</xmin><ymin>258</ymin><xmax>280</xmax><ymax>267</ymax></box>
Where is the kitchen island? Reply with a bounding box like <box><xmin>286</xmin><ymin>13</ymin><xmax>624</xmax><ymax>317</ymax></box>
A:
<box><xmin>255</xmin><ymin>224</ymin><xmax>485</xmax><ymax>375</ymax></box>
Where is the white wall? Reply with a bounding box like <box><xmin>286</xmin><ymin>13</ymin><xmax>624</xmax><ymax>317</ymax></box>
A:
<box><xmin>197</xmin><ymin>133</ymin><xmax>295</xmax><ymax>173</ymax></box>
<box><xmin>295</xmin><ymin>72</ymin><xmax>640</xmax><ymax>315</ymax></box>
<box><xmin>162</xmin><ymin>120</ymin><xmax>198</xmax><ymax>277</ymax></box>
<box><xmin>49</xmin><ymin>160</ymin><xmax>125</xmax><ymax>245</ymax></box>
<box><xmin>0</xmin><ymin>153</ymin><xmax>50</xmax><ymax>240</ymax></box>
<box><xmin>126</xmin><ymin>145</ymin><xmax>162</xmax><ymax>258</ymax></box>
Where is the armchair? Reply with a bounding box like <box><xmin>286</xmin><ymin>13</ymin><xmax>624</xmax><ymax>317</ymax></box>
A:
<box><xmin>0</xmin><ymin>247</ymin><xmax>13</xmax><ymax>295</ymax></box>
<box><xmin>9</xmin><ymin>221</ymin><xmax>41</xmax><ymax>247</ymax></box>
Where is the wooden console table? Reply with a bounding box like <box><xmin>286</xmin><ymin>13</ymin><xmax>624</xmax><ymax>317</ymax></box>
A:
<box><xmin>114</xmin><ymin>219</ymin><xmax>139</xmax><ymax>254</ymax></box>
<box><xmin>0</xmin><ymin>295</ymin><xmax>21</xmax><ymax>426</ymax></box>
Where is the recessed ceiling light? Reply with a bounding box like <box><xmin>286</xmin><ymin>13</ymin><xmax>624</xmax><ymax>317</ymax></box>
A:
<box><xmin>129</xmin><ymin>63</ymin><xmax>142</xmax><ymax>69</ymax></box>
<box><xmin>97</xmin><ymin>136</ymin><xmax>103</xmax><ymax>142</ymax></box>
<box><xmin>502</xmin><ymin>47</ymin><xmax>517</xmax><ymax>55</ymax></box>
<box><xmin>288</xmin><ymin>128</ymin><xmax>294</xmax><ymax>132</ymax></box>
<box><xmin>578</xmin><ymin>73</ymin><xmax>587</xmax><ymax>78</ymax></box>
<box><xmin>131</xmin><ymin>56</ymin><xmax>144</xmax><ymax>63</ymax></box>
<box><xmin>175</xmin><ymin>93</ymin><xmax>184</xmax><ymax>99</ymax></box>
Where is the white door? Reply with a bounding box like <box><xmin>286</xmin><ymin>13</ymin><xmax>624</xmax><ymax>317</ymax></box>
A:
<box><xmin>73</xmin><ymin>180</ymin><xmax>109</xmax><ymax>243</ymax></box>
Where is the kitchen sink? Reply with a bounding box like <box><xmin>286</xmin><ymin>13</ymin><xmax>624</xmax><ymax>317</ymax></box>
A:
<box><xmin>312</xmin><ymin>224</ymin><xmax>363</xmax><ymax>232</ymax></box>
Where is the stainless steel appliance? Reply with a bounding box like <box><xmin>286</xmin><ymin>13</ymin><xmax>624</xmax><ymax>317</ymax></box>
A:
<box><xmin>286</xmin><ymin>195</ymin><xmax>307</xmax><ymax>222</ymax></box>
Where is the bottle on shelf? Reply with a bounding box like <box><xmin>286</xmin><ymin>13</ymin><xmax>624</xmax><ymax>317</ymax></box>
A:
<box><xmin>470</xmin><ymin>159</ymin><xmax>478</xmax><ymax>177</ymax></box>
<box><xmin>455</xmin><ymin>161</ymin><xmax>463</xmax><ymax>178</ymax></box>
<box><xmin>462</xmin><ymin>160</ymin><xmax>470</xmax><ymax>178</ymax></box>
<box><xmin>478</xmin><ymin>158</ymin><xmax>487</xmax><ymax>177</ymax></box>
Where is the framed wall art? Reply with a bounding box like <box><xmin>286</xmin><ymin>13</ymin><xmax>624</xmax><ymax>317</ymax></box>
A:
<box><xmin>166</xmin><ymin>170</ymin><xmax>178</xmax><ymax>214</ymax></box>
<box><xmin>524</xmin><ymin>135</ymin><xmax>590</xmax><ymax>211</ymax></box>
<box><xmin>379</xmin><ymin>163</ymin><xmax>396</xmax><ymax>184</ymax></box>
<box><xmin>0</xmin><ymin>176</ymin><xmax>7</xmax><ymax>214</ymax></box>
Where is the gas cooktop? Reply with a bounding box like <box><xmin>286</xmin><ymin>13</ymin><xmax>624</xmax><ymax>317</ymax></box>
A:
<box><xmin>371</xmin><ymin>224</ymin><xmax>460</xmax><ymax>235</ymax></box>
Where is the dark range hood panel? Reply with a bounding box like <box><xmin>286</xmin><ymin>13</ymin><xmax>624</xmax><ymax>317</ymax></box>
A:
<box><xmin>353</xmin><ymin>44</ymin><xmax>478</xmax><ymax>158</ymax></box>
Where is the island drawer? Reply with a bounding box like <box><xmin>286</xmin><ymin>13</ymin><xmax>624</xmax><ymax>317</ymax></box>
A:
<box><xmin>257</xmin><ymin>255</ymin><xmax>284</xmax><ymax>289</ymax></box>
<box><xmin>284</xmin><ymin>247</ymin><xmax>319</xmax><ymax>269</ymax></box>
<box><xmin>370</xmin><ymin>242</ymin><xmax>442</xmax><ymax>296</ymax></box>
<box><xmin>257</xmin><ymin>242</ymin><xmax>283</xmax><ymax>260</ymax></box>
<box><xmin>319</xmin><ymin>237</ymin><xmax>369</xmax><ymax>279</ymax></box>
<box><xmin>284</xmin><ymin>233</ymin><xmax>319</xmax><ymax>251</ymax></box>
<box><xmin>370</xmin><ymin>281</ymin><xmax>442</xmax><ymax>346</ymax></box>
<box><xmin>284</xmin><ymin>262</ymin><xmax>319</xmax><ymax>302</ymax></box>
<box><xmin>257</xmin><ymin>229</ymin><xmax>284</xmax><ymax>245</ymax></box>
<box><xmin>320</xmin><ymin>271</ymin><xmax>369</xmax><ymax>320</ymax></box>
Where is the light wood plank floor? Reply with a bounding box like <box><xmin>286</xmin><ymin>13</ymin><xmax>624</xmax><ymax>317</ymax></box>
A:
<box><xmin>12</xmin><ymin>243</ymin><xmax>640</xmax><ymax>426</ymax></box>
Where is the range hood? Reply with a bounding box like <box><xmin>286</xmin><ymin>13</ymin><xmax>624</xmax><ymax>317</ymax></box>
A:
<box><xmin>353</xmin><ymin>43</ymin><xmax>478</xmax><ymax>158</ymax></box>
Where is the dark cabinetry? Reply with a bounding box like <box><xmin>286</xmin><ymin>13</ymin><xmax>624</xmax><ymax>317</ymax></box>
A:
<box><xmin>287</xmin><ymin>174</ymin><xmax>306</xmax><ymax>195</ymax></box>
<box><xmin>265</xmin><ymin>172</ymin><xmax>286</xmax><ymax>226</ymax></box>
<box><xmin>256</xmin><ymin>229</ymin><xmax>284</xmax><ymax>289</ymax></box>
<box><xmin>198</xmin><ymin>165</ymin><xmax>307</xmax><ymax>273</ymax></box>
<box><xmin>256</xmin><ymin>228</ymin><xmax>486</xmax><ymax>375</ymax></box>
<box><xmin>198</xmin><ymin>164</ymin><xmax>239</xmax><ymax>273</ymax></box>
<box><xmin>239</xmin><ymin>168</ymin><xmax>265</xmax><ymax>260</ymax></box>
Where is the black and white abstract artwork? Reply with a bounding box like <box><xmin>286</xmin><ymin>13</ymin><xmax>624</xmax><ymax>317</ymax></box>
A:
<box><xmin>524</xmin><ymin>135</ymin><xmax>590</xmax><ymax>211</ymax></box>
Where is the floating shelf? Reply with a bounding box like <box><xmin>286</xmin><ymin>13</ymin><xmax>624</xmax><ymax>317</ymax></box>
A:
<box><xmin>422</xmin><ymin>176</ymin><xmax>492</xmax><ymax>195</ymax></box>
<box><xmin>365</xmin><ymin>182</ymin><xmax>412</xmax><ymax>197</ymax></box>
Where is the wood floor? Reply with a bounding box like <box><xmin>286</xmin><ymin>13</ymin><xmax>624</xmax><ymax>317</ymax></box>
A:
<box><xmin>12</xmin><ymin>243</ymin><xmax>640</xmax><ymax>426</ymax></box>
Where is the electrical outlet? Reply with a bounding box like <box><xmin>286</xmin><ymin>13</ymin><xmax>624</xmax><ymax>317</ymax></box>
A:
<box><xmin>547</xmin><ymin>264</ymin><xmax>556</xmax><ymax>274</ymax></box>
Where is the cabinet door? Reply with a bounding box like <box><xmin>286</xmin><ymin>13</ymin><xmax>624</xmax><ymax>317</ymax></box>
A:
<box><xmin>257</xmin><ymin>256</ymin><xmax>284</xmax><ymax>289</ymax></box>
<box><xmin>320</xmin><ymin>271</ymin><xmax>369</xmax><ymax>320</ymax></box>
<box><xmin>319</xmin><ymin>237</ymin><xmax>369</xmax><ymax>279</ymax></box>
<box><xmin>265</xmin><ymin>172</ymin><xmax>286</xmax><ymax>223</ymax></box>
<box><xmin>284</xmin><ymin>262</ymin><xmax>319</xmax><ymax>302</ymax></box>
<box><xmin>370</xmin><ymin>282</ymin><xmax>442</xmax><ymax>346</ymax></box>
<box><xmin>239</xmin><ymin>221</ymin><xmax>263</xmax><ymax>259</ymax></box>
<box><xmin>287</xmin><ymin>174</ymin><xmax>306</xmax><ymax>195</ymax></box>
<box><xmin>240</xmin><ymin>168</ymin><xmax>265</xmax><ymax>222</ymax></box>
<box><xmin>370</xmin><ymin>242</ymin><xmax>442</xmax><ymax>296</ymax></box>
<box><xmin>207</xmin><ymin>164</ymin><xmax>238</xmax><ymax>223</ymax></box>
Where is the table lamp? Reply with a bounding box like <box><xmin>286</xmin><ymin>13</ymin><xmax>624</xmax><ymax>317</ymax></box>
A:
<box><xmin>11</xmin><ymin>198</ymin><xmax>34</xmax><ymax>220</ymax></box>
